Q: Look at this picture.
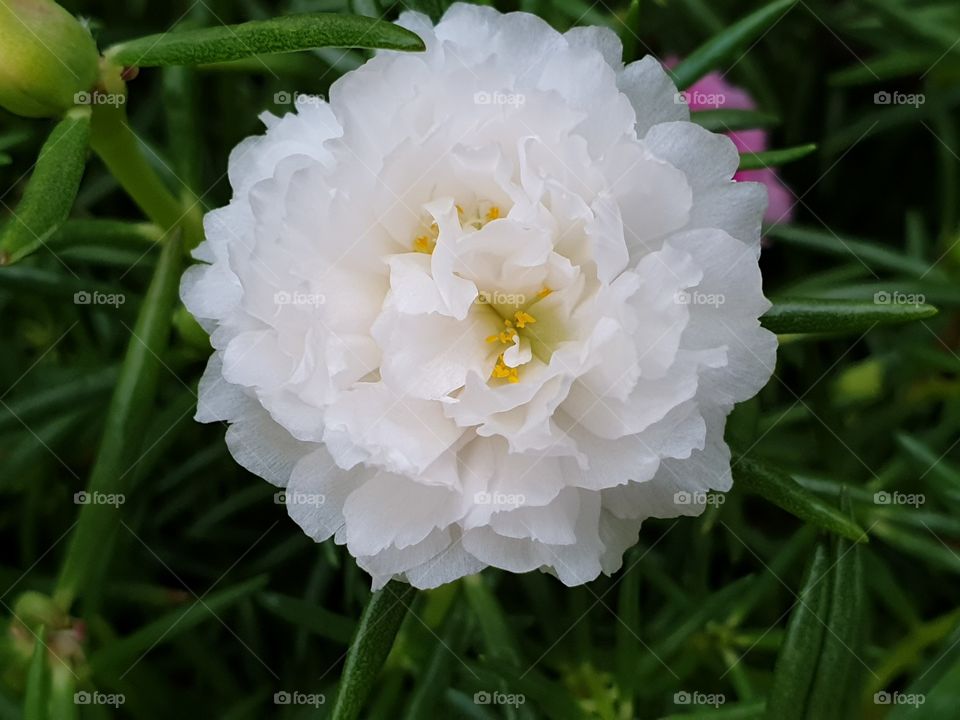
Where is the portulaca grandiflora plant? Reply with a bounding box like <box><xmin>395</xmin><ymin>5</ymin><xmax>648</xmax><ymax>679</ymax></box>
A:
<box><xmin>1</xmin><ymin>0</ymin><xmax>948</xmax><ymax>718</ymax></box>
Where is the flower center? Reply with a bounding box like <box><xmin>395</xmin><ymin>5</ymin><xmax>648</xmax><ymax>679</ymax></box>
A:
<box><xmin>411</xmin><ymin>202</ymin><xmax>502</xmax><ymax>254</ymax></box>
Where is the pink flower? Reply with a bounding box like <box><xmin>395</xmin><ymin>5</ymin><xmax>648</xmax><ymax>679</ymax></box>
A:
<box><xmin>669</xmin><ymin>61</ymin><xmax>793</xmax><ymax>225</ymax></box>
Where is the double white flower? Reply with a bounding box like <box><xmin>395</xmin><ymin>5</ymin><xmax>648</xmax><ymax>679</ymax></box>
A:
<box><xmin>182</xmin><ymin>4</ymin><xmax>777</xmax><ymax>589</ymax></box>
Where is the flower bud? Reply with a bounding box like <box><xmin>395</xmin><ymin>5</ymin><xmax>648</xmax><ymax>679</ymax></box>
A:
<box><xmin>0</xmin><ymin>0</ymin><xmax>99</xmax><ymax>118</ymax></box>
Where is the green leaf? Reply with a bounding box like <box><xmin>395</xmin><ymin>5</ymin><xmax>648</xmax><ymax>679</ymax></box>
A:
<box><xmin>462</xmin><ymin>574</ymin><xmax>522</xmax><ymax>666</ymax></box>
<box><xmin>0</xmin><ymin>152</ymin><xmax>10</xmax><ymax>167</ymax></box>
<box><xmin>670</xmin><ymin>0</ymin><xmax>797</xmax><ymax>90</ymax></box>
<box><xmin>733</xmin><ymin>456</ymin><xmax>868</xmax><ymax>542</ymax></box>
<box><xmin>256</xmin><ymin>592</ymin><xmax>356</xmax><ymax>644</ymax></box>
<box><xmin>767</xmin><ymin>224</ymin><xmax>941</xmax><ymax>278</ymax></box>
<box><xmin>765</xmin><ymin>544</ymin><xmax>831</xmax><ymax>719</ymax></box>
<box><xmin>738</xmin><ymin>143</ymin><xmax>816</xmax><ymax>170</ymax></box>
<box><xmin>54</xmin><ymin>232</ymin><xmax>183</xmax><ymax>611</ymax></box>
<box><xmin>23</xmin><ymin>627</ymin><xmax>48</xmax><ymax>720</ymax></box>
<box><xmin>89</xmin><ymin>575</ymin><xmax>268</xmax><ymax>675</ymax></box>
<box><xmin>331</xmin><ymin>580</ymin><xmax>417</xmax><ymax>720</ymax></box>
<box><xmin>804</xmin><ymin>498</ymin><xmax>866</xmax><ymax>719</ymax></box>
<box><xmin>691</xmin><ymin>109</ymin><xmax>780</xmax><ymax>132</ymax></box>
<box><xmin>105</xmin><ymin>14</ymin><xmax>425</xmax><ymax>68</ymax></box>
<box><xmin>0</xmin><ymin>366</ymin><xmax>117</xmax><ymax>435</ymax></box>
<box><xmin>761</xmin><ymin>297</ymin><xmax>938</xmax><ymax>335</ymax></box>
<box><xmin>0</xmin><ymin>108</ymin><xmax>91</xmax><ymax>266</ymax></box>
<box><xmin>829</xmin><ymin>52</ymin><xmax>941</xmax><ymax>87</ymax></box>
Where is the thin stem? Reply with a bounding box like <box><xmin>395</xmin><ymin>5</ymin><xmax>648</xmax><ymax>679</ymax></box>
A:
<box><xmin>87</xmin><ymin>64</ymin><xmax>184</xmax><ymax>234</ymax></box>
<box><xmin>331</xmin><ymin>581</ymin><xmax>416</xmax><ymax>720</ymax></box>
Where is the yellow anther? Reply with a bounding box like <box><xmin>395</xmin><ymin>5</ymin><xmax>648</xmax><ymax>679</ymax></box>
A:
<box><xmin>413</xmin><ymin>236</ymin><xmax>434</xmax><ymax>254</ymax></box>
<box><xmin>514</xmin><ymin>310</ymin><xmax>536</xmax><ymax>328</ymax></box>
<box><xmin>486</xmin><ymin>206</ymin><xmax>500</xmax><ymax>221</ymax></box>
<box><xmin>456</xmin><ymin>204</ymin><xmax>464</xmax><ymax>217</ymax></box>
<box><xmin>491</xmin><ymin>354</ymin><xmax>520</xmax><ymax>383</ymax></box>
<box><xmin>536</xmin><ymin>287</ymin><xmax>552</xmax><ymax>299</ymax></box>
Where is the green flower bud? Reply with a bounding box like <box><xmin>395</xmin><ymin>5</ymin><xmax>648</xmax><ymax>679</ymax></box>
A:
<box><xmin>0</xmin><ymin>0</ymin><xmax>99</xmax><ymax>118</ymax></box>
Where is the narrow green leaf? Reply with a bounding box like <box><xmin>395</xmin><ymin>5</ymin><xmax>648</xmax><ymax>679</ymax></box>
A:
<box><xmin>767</xmin><ymin>224</ymin><xmax>940</xmax><ymax>278</ymax></box>
<box><xmin>691</xmin><ymin>109</ymin><xmax>780</xmax><ymax>132</ymax></box>
<box><xmin>761</xmin><ymin>297</ymin><xmax>938</xmax><ymax>335</ymax></box>
<box><xmin>0</xmin><ymin>108</ymin><xmax>91</xmax><ymax>266</ymax></box>
<box><xmin>804</xmin><ymin>497</ymin><xmax>865</xmax><ymax>719</ymax></box>
<box><xmin>403</xmin><ymin>600</ymin><xmax>469</xmax><ymax>720</ymax></box>
<box><xmin>89</xmin><ymin>575</ymin><xmax>268</xmax><ymax>675</ymax></box>
<box><xmin>0</xmin><ymin>153</ymin><xmax>10</xmax><ymax>167</ymax></box>
<box><xmin>734</xmin><ymin>456</ymin><xmax>868</xmax><ymax>542</ymax></box>
<box><xmin>54</xmin><ymin>233</ymin><xmax>183</xmax><ymax>610</ymax></box>
<box><xmin>462</xmin><ymin>574</ymin><xmax>522</xmax><ymax>666</ymax></box>
<box><xmin>829</xmin><ymin>52</ymin><xmax>941</xmax><ymax>87</ymax></box>
<box><xmin>765</xmin><ymin>544</ymin><xmax>831</xmax><ymax>719</ymax></box>
<box><xmin>0</xmin><ymin>367</ymin><xmax>117</xmax><ymax>435</ymax></box>
<box><xmin>332</xmin><ymin>580</ymin><xmax>417</xmax><ymax>720</ymax></box>
<box><xmin>105</xmin><ymin>14</ymin><xmax>425</xmax><ymax>68</ymax></box>
<box><xmin>47</xmin><ymin>667</ymin><xmax>77</xmax><ymax>720</ymax></box>
<box><xmin>739</xmin><ymin>143</ymin><xmax>816</xmax><ymax>170</ymax></box>
<box><xmin>23</xmin><ymin>627</ymin><xmax>48</xmax><ymax>720</ymax></box>
<box><xmin>256</xmin><ymin>592</ymin><xmax>356</xmax><ymax>644</ymax></box>
<box><xmin>661</xmin><ymin>699</ymin><xmax>766</xmax><ymax>719</ymax></box>
<box><xmin>671</xmin><ymin>0</ymin><xmax>797</xmax><ymax>90</ymax></box>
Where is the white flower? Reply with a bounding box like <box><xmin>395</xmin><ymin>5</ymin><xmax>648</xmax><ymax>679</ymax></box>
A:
<box><xmin>181</xmin><ymin>3</ymin><xmax>777</xmax><ymax>589</ymax></box>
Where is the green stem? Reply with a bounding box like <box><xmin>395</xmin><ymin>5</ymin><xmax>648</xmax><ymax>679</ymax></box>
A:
<box><xmin>331</xmin><ymin>581</ymin><xmax>416</xmax><ymax>720</ymax></box>
<box><xmin>88</xmin><ymin>65</ymin><xmax>184</xmax><ymax>233</ymax></box>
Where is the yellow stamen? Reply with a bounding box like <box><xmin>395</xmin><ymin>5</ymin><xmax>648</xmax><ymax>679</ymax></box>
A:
<box><xmin>491</xmin><ymin>353</ymin><xmax>520</xmax><ymax>383</ymax></box>
<box><xmin>536</xmin><ymin>287</ymin><xmax>552</xmax><ymax>299</ymax></box>
<box><xmin>514</xmin><ymin>310</ymin><xmax>536</xmax><ymax>328</ymax></box>
<box><xmin>413</xmin><ymin>236</ymin><xmax>434</xmax><ymax>254</ymax></box>
<box><xmin>486</xmin><ymin>206</ymin><xmax>501</xmax><ymax>221</ymax></box>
